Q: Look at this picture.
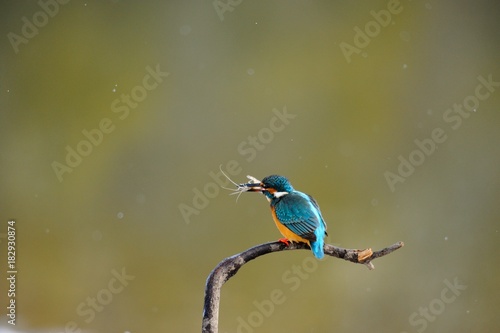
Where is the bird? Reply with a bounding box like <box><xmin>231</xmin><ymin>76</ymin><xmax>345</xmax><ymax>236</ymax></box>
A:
<box><xmin>240</xmin><ymin>174</ymin><xmax>328</xmax><ymax>259</ymax></box>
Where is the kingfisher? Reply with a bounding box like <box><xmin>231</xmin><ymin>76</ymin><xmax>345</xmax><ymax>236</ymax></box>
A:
<box><xmin>227</xmin><ymin>174</ymin><xmax>328</xmax><ymax>259</ymax></box>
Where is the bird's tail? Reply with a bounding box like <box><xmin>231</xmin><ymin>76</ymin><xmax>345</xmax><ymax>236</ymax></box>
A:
<box><xmin>311</xmin><ymin>223</ymin><xmax>326</xmax><ymax>259</ymax></box>
<box><xmin>310</xmin><ymin>239</ymin><xmax>324</xmax><ymax>259</ymax></box>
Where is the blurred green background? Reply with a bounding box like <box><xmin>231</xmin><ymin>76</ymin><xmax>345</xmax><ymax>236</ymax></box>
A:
<box><xmin>1</xmin><ymin>0</ymin><xmax>499</xmax><ymax>332</ymax></box>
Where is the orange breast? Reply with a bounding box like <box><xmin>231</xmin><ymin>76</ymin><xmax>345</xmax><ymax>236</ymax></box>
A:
<box><xmin>271</xmin><ymin>208</ymin><xmax>310</xmax><ymax>245</ymax></box>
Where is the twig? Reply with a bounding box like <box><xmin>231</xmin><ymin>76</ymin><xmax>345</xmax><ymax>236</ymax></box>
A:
<box><xmin>201</xmin><ymin>241</ymin><xmax>404</xmax><ymax>333</ymax></box>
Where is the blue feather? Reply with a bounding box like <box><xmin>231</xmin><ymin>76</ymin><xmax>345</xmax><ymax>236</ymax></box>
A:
<box><xmin>311</xmin><ymin>223</ymin><xmax>326</xmax><ymax>259</ymax></box>
<box><xmin>259</xmin><ymin>175</ymin><xmax>328</xmax><ymax>260</ymax></box>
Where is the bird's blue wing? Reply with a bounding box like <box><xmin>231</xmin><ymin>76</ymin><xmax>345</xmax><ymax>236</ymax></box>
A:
<box><xmin>304</xmin><ymin>193</ymin><xmax>328</xmax><ymax>234</ymax></box>
<box><xmin>273</xmin><ymin>192</ymin><xmax>325</xmax><ymax>242</ymax></box>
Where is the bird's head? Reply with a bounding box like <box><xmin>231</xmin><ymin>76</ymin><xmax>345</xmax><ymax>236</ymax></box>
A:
<box><xmin>245</xmin><ymin>175</ymin><xmax>294</xmax><ymax>200</ymax></box>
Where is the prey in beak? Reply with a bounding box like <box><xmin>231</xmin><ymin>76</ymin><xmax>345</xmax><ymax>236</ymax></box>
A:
<box><xmin>219</xmin><ymin>166</ymin><xmax>263</xmax><ymax>201</ymax></box>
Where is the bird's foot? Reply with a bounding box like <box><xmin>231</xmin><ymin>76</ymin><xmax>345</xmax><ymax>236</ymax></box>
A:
<box><xmin>278</xmin><ymin>238</ymin><xmax>290</xmax><ymax>246</ymax></box>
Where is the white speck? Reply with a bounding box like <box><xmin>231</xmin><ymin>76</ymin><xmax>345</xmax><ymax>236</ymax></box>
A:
<box><xmin>339</xmin><ymin>141</ymin><xmax>354</xmax><ymax>157</ymax></box>
<box><xmin>403</xmin><ymin>64</ymin><xmax>408</xmax><ymax>69</ymax></box>
<box><xmin>325</xmin><ymin>165</ymin><xmax>328</xmax><ymax>168</ymax></box>
<box><xmin>473</xmin><ymin>108</ymin><xmax>477</xmax><ymax>112</ymax></box>
<box><xmin>180</xmin><ymin>25</ymin><xmax>192</xmax><ymax>36</ymax></box>
<box><xmin>466</xmin><ymin>310</ymin><xmax>470</xmax><ymax>314</ymax></box>
<box><xmin>6</xmin><ymin>89</ymin><xmax>10</xmax><ymax>93</ymax></box>
<box><xmin>92</xmin><ymin>230</ymin><xmax>102</xmax><ymax>241</ymax></box>
<box><xmin>247</xmin><ymin>68</ymin><xmax>255</xmax><ymax>75</ymax></box>
<box><xmin>112</xmin><ymin>84</ymin><xmax>118</xmax><ymax>93</ymax></box>
<box><xmin>136</xmin><ymin>193</ymin><xmax>146</xmax><ymax>204</ymax></box>
<box><xmin>45</xmin><ymin>229</ymin><xmax>50</xmax><ymax>234</ymax></box>
<box><xmin>400</xmin><ymin>31</ymin><xmax>411</xmax><ymax>42</ymax></box>
<box><xmin>117</xmin><ymin>212</ymin><xmax>124</xmax><ymax>219</ymax></box>
<box><xmin>444</xmin><ymin>236</ymin><xmax>448</xmax><ymax>241</ymax></box>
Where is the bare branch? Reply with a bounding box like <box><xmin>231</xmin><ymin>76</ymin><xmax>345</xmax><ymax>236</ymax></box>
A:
<box><xmin>201</xmin><ymin>241</ymin><xmax>404</xmax><ymax>333</ymax></box>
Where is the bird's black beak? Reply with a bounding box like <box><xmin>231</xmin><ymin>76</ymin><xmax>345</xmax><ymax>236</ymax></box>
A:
<box><xmin>239</xmin><ymin>175</ymin><xmax>263</xmax><ymax>192</ymax></box>
<box><xmin>242</xmin><ymin>182</ymin><xmax>263</xmax><ymax>192</ymax></box>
